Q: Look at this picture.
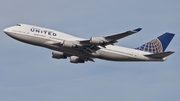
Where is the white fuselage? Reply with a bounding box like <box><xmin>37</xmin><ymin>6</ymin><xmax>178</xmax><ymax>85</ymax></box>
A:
<box><xmin>4</xmin><ymin>24</ymin><xmax>165</xmax><ymax>62</ymax></box>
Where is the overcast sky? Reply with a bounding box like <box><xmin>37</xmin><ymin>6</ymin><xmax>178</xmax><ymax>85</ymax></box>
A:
<box><xmin>0</xmin><ymin>0</ymin><xmax>180</xmax><ymax>101</ymax></box>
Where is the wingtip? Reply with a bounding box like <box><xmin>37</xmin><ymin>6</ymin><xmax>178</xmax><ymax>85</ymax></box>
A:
<box><xmin>133</xmin><ymin>28</ymin><xmax>142</xmax><ymax>32</ymax></box>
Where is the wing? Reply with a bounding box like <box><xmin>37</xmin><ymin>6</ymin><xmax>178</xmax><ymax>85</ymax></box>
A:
<box><xmin>79</xmin><ymin>28</ymin><xmax>142</xmax><ymax>46</ymax></box>
<box><xmin>49</xmin><ymin>28</ymin><xmax>142</xmax><ymax>49</ymax></box>
<box><xmin>47</xmin><ymin>28</ymin><xmax>142</xmax><ymax>63</ymax></box>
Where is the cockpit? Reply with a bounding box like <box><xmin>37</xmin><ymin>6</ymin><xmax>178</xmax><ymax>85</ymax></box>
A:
<box><xmin>16</xmin><ymin>24</ymin><xmax>22</xmax><ymax>26</ymax></box>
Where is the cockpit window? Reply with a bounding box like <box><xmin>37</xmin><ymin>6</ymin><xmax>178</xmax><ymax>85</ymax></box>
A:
<box><xmin>16</xmin><ymin>24</ymin><xmax>21</xmax><ymax>26</ymax></box>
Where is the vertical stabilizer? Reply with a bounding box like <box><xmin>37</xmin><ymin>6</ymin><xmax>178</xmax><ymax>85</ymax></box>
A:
<box><xmin>136</xmin><ymin>32</ymin><xmax>175</xmax><ymax>53</ymax></box>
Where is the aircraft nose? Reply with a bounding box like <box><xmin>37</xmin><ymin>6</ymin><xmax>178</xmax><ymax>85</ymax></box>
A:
<box><xmin>4</xmin><ymin>28</ymin><xmax>10</xmax><ymax>34</ymax></box>
<box><xmin>4</xmin><ymin>28</ymin><xmax>8</xmax><ymax>33</ymax></box>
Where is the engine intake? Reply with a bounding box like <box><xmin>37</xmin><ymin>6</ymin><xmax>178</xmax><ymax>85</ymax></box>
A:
<box><xmin>70</xmin><ymin>56</ymin><xmax>85</xmax><ymax>63</ymax></box>
<box><xmin>90</xmin><ymin>37</ymin><xmax>107</xmax><ymax>45</ymax></box>
<box><xmin>52</xmin><ymin>51</ymin><xmax>67</xmax><ymax>59</ymax></box>
<box><xmin>63</xmin><ymin>41</ymin><xmax>77</xmax><ymax>48</ymax></box>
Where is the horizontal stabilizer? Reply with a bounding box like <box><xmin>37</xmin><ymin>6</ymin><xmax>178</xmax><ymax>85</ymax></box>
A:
<box><xmin>144</xmin><ymin>51</ymin><xmax>174</xmax><ymax>58</ymax></box>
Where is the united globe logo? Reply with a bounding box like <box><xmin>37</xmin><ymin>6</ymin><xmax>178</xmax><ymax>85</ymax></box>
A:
<box><xmin>136</xmin><ymin>38</ymin><xmax>163</xmax><ymax>53</ymax></box>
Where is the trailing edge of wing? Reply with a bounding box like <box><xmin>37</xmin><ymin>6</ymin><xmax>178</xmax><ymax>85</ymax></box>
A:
<box><xmin>144</xmin><ymin>51</ymin><xmax>174</xmax><ymax>58</ymax></box>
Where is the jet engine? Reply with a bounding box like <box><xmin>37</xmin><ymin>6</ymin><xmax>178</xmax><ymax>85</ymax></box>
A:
<box><xmin>90</xmin><ymin>37</ymin><xmax>107</xmax><ymax>45</ymax></box>
<box><xmin>70</xmin><ymin>56</ymin><xmax>85</xmax><ymax>63</ymax></box>
<box><xmin>62</xmin><ymin>41</ymin><xmax>77</xmax><ymax>48</ymax></box>
<box><xmin>52</xmin><ymin>51</ymin><xmax>67</xmax><ymax>59</ymax></box>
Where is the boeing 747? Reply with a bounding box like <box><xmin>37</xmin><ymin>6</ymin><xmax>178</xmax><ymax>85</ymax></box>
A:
<box><xmin>4</xmin><ymin>24</ymin><xmax>175</xmax><ymax>63</ymax></box>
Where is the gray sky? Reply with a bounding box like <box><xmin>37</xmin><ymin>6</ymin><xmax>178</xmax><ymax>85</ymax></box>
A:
<box><xmin>0</xmin><ymin>0</ymin><xmax>180</xmax><ymax>101</ymax></box>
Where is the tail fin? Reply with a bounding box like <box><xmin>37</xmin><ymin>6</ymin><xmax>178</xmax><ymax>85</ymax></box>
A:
<box><xmin>136</xmin><ymin>32</ymin><xmax>175</xmax><ymax>53</ymax></box>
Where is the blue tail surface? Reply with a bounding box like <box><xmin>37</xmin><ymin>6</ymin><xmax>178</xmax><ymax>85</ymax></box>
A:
<box><xmin>136</xmin><ymin>32</ymin><xmax>175</xmax><ymax>53</ymax></box>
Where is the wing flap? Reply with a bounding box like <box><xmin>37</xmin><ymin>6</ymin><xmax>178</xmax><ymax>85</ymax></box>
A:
<box><xmin>144</xmin><ymin>51</ymin><xmax>174</xmax><ymax>58</ymax></box>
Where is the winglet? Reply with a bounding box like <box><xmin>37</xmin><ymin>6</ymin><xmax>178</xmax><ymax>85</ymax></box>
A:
<box><xmin>133</xmin><ymin>28</ymin><xmax>142</xmax><ymax>32</ymax></box>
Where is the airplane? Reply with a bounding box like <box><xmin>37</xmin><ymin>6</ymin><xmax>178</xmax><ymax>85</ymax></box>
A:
<box><xmin>4</xmin><ymin>24</ymin><xmax>175</xmax><ymax>64</ymax></box>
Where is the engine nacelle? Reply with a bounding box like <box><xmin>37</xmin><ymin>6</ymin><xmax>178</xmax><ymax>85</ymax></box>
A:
<box><xmin>52</xmin><ymin>51</ymin><xmax>67</xmax><ymax>59</ymax></box>
<box><xmin>70</xmin><ymin>56</ymin><xmax>85</xmax><ymax>63</ymax></box>
<box><xmin>63</xmin><ymin>41</ymin><xmax>77</xmax><ymax>48</ymax></box>
<box><xmin>90</xmin><ymin>37</ymin><xmax>106</xmax><ymax>45</ymax></box>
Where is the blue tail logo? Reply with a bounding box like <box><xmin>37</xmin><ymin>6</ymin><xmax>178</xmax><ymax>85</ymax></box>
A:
<box><xmin>136</xmin><ymin>32</ymin><xmax>175</xmax><ymax>53</ymax></box>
